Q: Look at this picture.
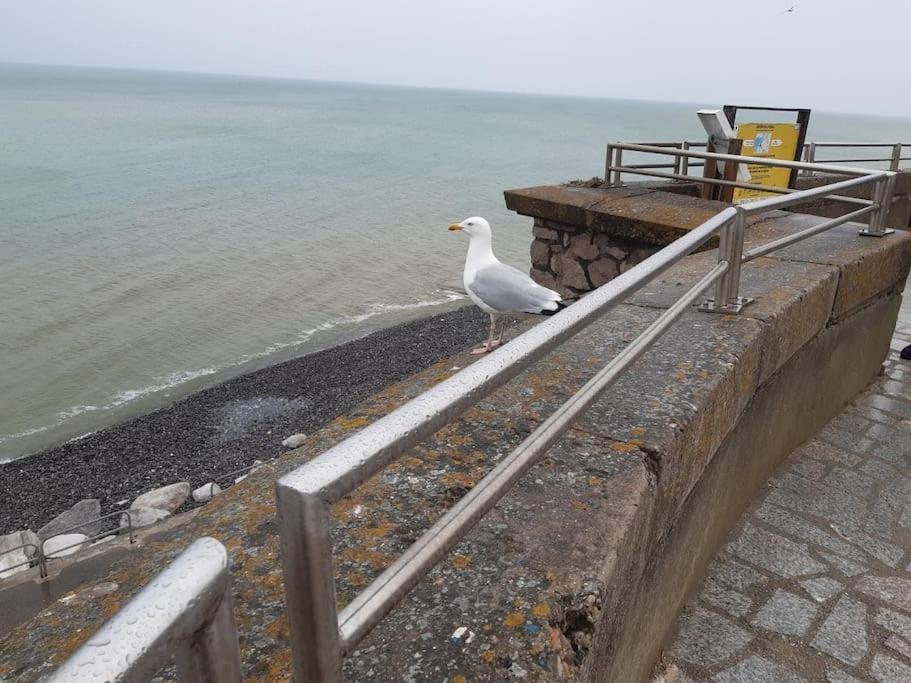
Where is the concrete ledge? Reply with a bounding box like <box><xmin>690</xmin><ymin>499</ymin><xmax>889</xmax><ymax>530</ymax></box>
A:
<box><xmin>505</xmin><ymin>185</ymin><xmax>727</xmax><ymax>247</ymax></box>
<box><xmin>1</xmin><ymin>217</ymin><xmax>909</xmax><ymax>682</ymax></box>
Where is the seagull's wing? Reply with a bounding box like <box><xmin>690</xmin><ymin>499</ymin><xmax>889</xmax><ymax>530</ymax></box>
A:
<box><xmin>468</xmin><ymin>262</ymin><xmax>561</xmax><ymax>314</ymax></box>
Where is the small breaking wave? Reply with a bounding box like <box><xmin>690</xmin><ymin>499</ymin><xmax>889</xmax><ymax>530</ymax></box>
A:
<box><xmin>0</xmin><ymin>290</ymin><xmax>466</xmax><ymax>457</ymax></box>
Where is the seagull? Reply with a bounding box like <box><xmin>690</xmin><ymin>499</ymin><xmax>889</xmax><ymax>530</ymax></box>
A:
<box><xmin>784</xmin><ymin>5</ymin><xmax>795</xmax><ymax>11</ymax></box>
<box><xmin>449</xmin><ymin>216</ymin><xmax>562</xmax><ymax>354</ymax></box>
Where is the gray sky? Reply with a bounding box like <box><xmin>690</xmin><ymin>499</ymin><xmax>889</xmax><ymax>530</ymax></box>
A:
<box><xmin>3</xmin><ymin>0</ymin><xmax>909</xmax><ymax>116</ymax></box>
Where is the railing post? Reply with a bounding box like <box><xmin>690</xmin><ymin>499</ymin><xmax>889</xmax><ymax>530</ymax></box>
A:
<box><xmin>681</xmin><ymin>141</ymin><xmax>691</xmax><ymax>176</ymax></box>
<box><xmin>605</xmin><ymin>144</ymin><xmax>614</xmax><ymax>185</ymax></box>
<box><xmin>891</xmin><ymin>143</ymin><xmax>902</xmax><ymax>171</ymax></box>
<box><xmin>860</xmin><ymin>174</ymin><xmax>897</xmax><ymax>237</ymax></box>
<box><xmin>699</xmin><ymin>207</ymin><xmax>752</xmax><ymax>314</ymax></box>
<box><xmin>175</xmin><ymin>588</ymin><xmax>244</xmax><ymax>682</ymax></box>
<box><xmin>276</xmin><ymin>483</ymin><xmax>343</xmax><ymax>683</ymax></box>
<box><xmin>612</xmin><ymin>147</ymin><xmax>623</xmax><ymax>186</ymax></box>
<box><xmin>806</xmin><ymin>142</ymin><xmax>817</xmax><ymax>177</ymax></box>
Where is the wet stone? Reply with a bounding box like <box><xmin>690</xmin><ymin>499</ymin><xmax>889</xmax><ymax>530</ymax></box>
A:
<box><xmin>794</xmin><ymin>440</ymin><xmax>861</xmax><ymax>468</ymax></box>
<box><xmin>819</xmin><ymin>551</ymin><xmax>866</xmax><ymax>577</ymax></box>
<box><xmin>818</xmin><ymin>424</ymin><xmax>874</xmax><ymax>455</ymax></box>
<box><xmin>886</xmin><ymin>634</ymin><xmax>911</xmax><ymax>661</ymax></box>
<box><xmin>837</xmin><ymin>530</ymin><xmax>903</xmax><ymax>568</ymax></box>
<box><xmin>754</xmin><ymin>502</ymin><xmax>866</xmax><ymax>562</ymax></box>
<box><xmin>711</xmin><ymin>557</ymin><xmax>766</xmax><ymax>592</ymax></box>
<box><xmin>671</xmin><ymin>608</ymin><xmax>752</xmax><ymax>667</ymax></box>
<box><xmin>811</xmin><ymin>596</ymin><xmax>868</xmax><ymax>666</ymax></box>
<box><xmin>800</xmin><ymin>577</ymin><xmax>843</xmax><ymax>603</ymax></box>
<box><xmin>791</xmin><ymin>458</ymin><xmax>829</xmax><ymax>481</ymax></box>
<box><xmin>870</xmin><ymin>654</ymin><xmax>911</xmax><ymax>683</ymax></box>
<box><xmin>750</xmin><ymin>589</ymin><xmax>817</xmax><ymax>636</ymax></box>
<box><xmin>702</xmin><ymin>577</ymin><xmax>752</xmax><ymax>618</ymax></box>
<box><xmin>713</xmin><ymin>655</ymin><xmax>806</xmax><ymax>683</ymax></box>
<box><xmin>876</xmin><ymin>607</ymin><xmax>911</xmax><ymax>639</ymax></box>
<box><xmin>728</xmin><ymin>525</ymin><xmax>826</xmax><ymax>578</ymax></box>
<box><xmin>863</xmin><ymin>394</ymin><xmax>911</xmax><ymax>419</ymax></box>
<box><xmin>823</xmin><ymin>467</ymin><xmax>876</xmax><ymax>499</ymax></box>
<box><xmin>857</xmin><ymin>576</ymin><xmax>911</xmax><ymax>611</ymax></box>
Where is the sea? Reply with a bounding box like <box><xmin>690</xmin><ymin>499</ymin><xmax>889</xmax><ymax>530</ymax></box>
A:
<box><xmin>3</xmin><ymin>62</ymin><xmax>911</xmax><ymax>462</ymax></box>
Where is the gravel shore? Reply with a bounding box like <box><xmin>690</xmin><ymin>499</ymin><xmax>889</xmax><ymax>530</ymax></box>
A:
<box><xmin>0</xmin><ymin>306</ymin><xmax>487</xmax><ymax>534</ymax></box>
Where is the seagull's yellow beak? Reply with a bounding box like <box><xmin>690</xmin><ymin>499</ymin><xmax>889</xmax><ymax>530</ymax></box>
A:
<box><xmin>448</xmin><ymin>223</ymin><xmax>462</xmax><ymax>231</ymax></box>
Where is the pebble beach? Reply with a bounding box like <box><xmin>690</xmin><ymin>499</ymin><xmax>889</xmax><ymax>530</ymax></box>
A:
<box><xmin>0</xmin><ymin>307</ymin><xmax>487</xmax><ymax>534</ymax></box>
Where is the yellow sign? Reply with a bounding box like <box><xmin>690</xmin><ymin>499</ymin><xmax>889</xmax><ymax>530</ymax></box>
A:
<box><xmin>732</xmin><ymin>123</ymin><xmax>801</xmax><ymax>203</ymax></box>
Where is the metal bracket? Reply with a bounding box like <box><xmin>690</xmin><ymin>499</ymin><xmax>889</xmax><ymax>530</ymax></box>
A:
<box><xmin>698</xmin><ymin>296</ymin><xmax>754</xmax><ymax>314</ymax></box>
<box><xmin>858</xmin><ymin>228</ymin><xmax>895</xmax><ymax>237</ymax></box>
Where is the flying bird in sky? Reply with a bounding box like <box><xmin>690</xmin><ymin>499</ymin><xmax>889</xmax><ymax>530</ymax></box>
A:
<box><xmin>449</xmin><ymin>216</ymin><xmax>562</xmax><ymax>354</ymax></box>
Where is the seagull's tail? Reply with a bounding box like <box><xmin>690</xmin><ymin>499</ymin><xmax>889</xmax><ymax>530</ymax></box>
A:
<box><xmin>538</xmin><ymin>298</ymin><xmax>575</xmax><ymax>316</ymax></box>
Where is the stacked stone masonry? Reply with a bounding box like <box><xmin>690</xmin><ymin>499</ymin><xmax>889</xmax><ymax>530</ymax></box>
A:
<box><xmin>530</xmin><ymin>218</ymin><xmax>660</xmax><ymax>298</ymax></box>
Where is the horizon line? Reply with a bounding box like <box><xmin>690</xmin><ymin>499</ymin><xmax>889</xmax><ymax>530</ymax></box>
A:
<box><xmin>2</xmin><ymin>59</ymin><xmax>909</xmax><ymax>122</ymax></box>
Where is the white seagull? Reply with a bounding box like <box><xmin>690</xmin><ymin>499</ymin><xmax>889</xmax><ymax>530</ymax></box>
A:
<box><xmin>449</xmin><ymin>216</ymin><xmax>562</xmax><ymax>354</ymax></box>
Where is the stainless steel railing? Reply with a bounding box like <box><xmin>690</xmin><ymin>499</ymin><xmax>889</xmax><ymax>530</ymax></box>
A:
<box><xmin>608</xmin><ymin>140</ymin><xmax>909</xmax><ymax>180</ymax></box>
<box><xmin>48</xmin><ymin>537</ymin><xmax>242</xmax><ymax>683</ymax></box>
<box><xmin>44</xmin><ymin>147</ymin><xmax>897</xmax><ymax>682</ymax></box>
<box><xmin>803</xmin><ymin>142</ymin><xmax>910</xmax><ymax>170</ymax></box>
<box><xmin>275</xmin><ymin>148</ymin><xmax>896</xmax><ymax>681</ymax></box>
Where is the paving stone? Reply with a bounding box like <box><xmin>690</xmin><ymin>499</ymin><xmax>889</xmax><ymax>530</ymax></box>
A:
<box><xmin>886</xmin><ymin>634</ymin><xmax>911</xmax><ymax>660</ymax></box>
<box><xmin>800</xmin><ymin>577</ymin><xmax>844</xmax><ymax>603</ymax></box>
<box><xmin>672</xmin><ymin>608</ymin><xmax>753</xmax><ymax>668</ymax></box>
<box><xmin>819</xmin><ymin>551</ymin><xmax>867</xmax><ymax>577</ymax></box>
<box><xmin>850</xmin><ymin>404</ymin><xmax>899</xmax><ymax>426</ymax></box>
<box><xmin>870</xmin><ymin>654</ymin><xmax>911</xmax><ymax>682</ymax></box>
<box><xmin>876</xmin><ymin>607</ymin><xmax>911</xmax><ymax>639</ymax></box>
<box><xmin>864</xmin><ymin>394</ymin><xmax>911</xmax><ymax>419</ymax></box>
<box><xmin>900</xmin><ymin>506</ymin><xmax>911</xmax><ymax>532</ymax></box>
<box><xmin>857</xmin><ymin>576</ymin><xmax>911</xmax><ymax>611</ymax></box>
<box><xmin>712</xmin><ymin>655</ymin><xmax>805</xmax><ymax>683</ymax></box>
<box><xmin>832</xmin><ymin>528</ymin><xmax>904</xmax><ymax>567</ymax></box>
<box><xmin>755</xmin><ymin>503</ymin><xmax>866</xmax><ymax>562</ymax></box>
<box><xmin>824</xmin><ymin>467</ymin><xmax>876</xmax><ymax>499</ymax></box>
<box><xmin>711</xmin><ymin>557</ymin><xmax>767</xmax><ymax>592</ymax></box>
<box><xmin>868</xmin><ymin>422</ymin><xmax>907</xmax><ymax>442</ymax></box>
<box><xmin>728</xmin><ymin>525</ymin><xmax>826</xmax><ymax>578</ymax></box>
<box><xmin>860</xmin><ymin>458</ymin><xmax>899</xmax><ymax>481</ymax></box>
<box><xmin>819</xmin><ymin>424</ymin><xmax>874</xmax><ymax>454</ymax></box>
<box><xmin>811</xmin><ymin>596</ymin><xmax>868</xmax><ymax>666</ymax></box>
<box><xmin>832</xmin><ymin>412</ymin><xmax>874</xmax><ymax>435</ymax></box>
<box><xmin>794</xmin><ymin>440</ymin><xmax>862</xmax><ymax>467</ymax></box>
<box><xmin>766</xmin><ymin>480</ymin><xmax>868</xmax><ymax>532</ymax></box>
<box><xmin>750</xmin><ymin>589</ymin><xmax>817</xmax><ymax>636</ymax></box>
<box><xmin>790</xmin><ymin>457</ymin><xmax>830</xmax><ymax>481</ymax></box>
<box><xmin>702</xmin><ymin>577</ymin><xmax>752</xmax><ymax>618</ymax></box>
<box><xmin>825</xmin><ymin>671</ymin><xmax>862</xmax><ymax>683</ymax></box>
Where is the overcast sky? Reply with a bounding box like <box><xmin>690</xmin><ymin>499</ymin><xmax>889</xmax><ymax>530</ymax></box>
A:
<box><xmin>3</xmin><ymin>0</ymin><xmax>909</xmax><ymax>116</ymax></box>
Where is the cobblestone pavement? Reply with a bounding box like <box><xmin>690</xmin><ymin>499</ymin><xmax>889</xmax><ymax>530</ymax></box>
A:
<box><xmin>661</xmin><ymin>294</ymin><xmax>911</xmax><ymax>683</ymax></box>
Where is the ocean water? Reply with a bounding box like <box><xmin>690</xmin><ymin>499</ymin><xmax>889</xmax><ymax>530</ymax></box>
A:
<box><xmin>3</xmin><ymin>63</ymin><xmax>911</xmax><ymax>462</ymax></box>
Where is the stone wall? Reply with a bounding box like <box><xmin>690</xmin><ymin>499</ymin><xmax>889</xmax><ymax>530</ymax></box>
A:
<box><xmin>530</xmin><ymin>218</ymin><xmax>661</xmax><ymax>298</ymax></box>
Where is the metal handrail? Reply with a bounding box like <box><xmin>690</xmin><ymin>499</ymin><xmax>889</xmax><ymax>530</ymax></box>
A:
<box><xmin>611</xmin><ymin>139</ymin><xmax>907</xmax><ymax>173</ymax></box>
<box><xmin>49</xmin><ymin>537</ymin><xmax>242</xmax><ymax>682</ymax></box>
<box><xmin>276</xmin><ymin>147</ymin><xmax>895</xmax><ymax>681</ymax></box>
<box><xmin>0</xmin><ymin>510</ymin><xmax>137</xmax><ymax>581</ymax></box>
<box><xmin>0</xmin><ymin>542</ymin><xmax>45</xmax><ymax>579</ymax></box>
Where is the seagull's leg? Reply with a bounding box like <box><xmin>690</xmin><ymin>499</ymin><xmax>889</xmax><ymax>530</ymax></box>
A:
<box><xmin>472</xmin><ymin>313</ymin><xmax>498</xmax><ymax>354</ymax></box>
<box><xmin>495</xmin><ymin>317</ymin><xmax>509</xmax><ymax>344</ymax></box>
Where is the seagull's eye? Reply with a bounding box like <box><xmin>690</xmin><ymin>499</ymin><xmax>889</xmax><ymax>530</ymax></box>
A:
<box><xmin>467</xmin><ymin>222</ymin><xmax>474</xmax><ymax>227</ymax></box>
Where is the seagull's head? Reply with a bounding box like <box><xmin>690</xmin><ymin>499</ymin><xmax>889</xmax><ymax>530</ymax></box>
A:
<box><xmin>448</xmin><ymin>216</ymin><xmax>491</xmax><ymax>240</ymax></box>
